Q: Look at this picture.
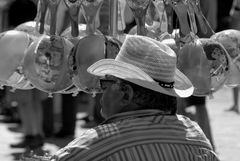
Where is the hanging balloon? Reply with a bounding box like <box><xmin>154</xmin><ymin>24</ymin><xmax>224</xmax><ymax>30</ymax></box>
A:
<box><xmin>71</xmin><ymin>36</ymin><xmax>115</xmax><ymax>94</ymax></box>
<box><xmin>15</xmin><ymin>21</ymin><xmax>50</xmax><ymax>38</ymax></box>
<box><xmin>61</xmin><ymin>24</ymin><xmax>102</xmax><ymax>45</ymax></box>
<box><xmin>117</xmin><ymin>0</ymin><xmax>127</xmax><ymax>31</ymax></box>
<box><xmin>211</xmin><ymin>29</ymin><xmax>240</xmax><ymax>87</ymax></box>
<box><xmin>177</xmin><ymin>38</ymin><xmax>230</xmax><ymax>96</ymax></box>
<box><xmin>200</xmin><ymin>38</ymin><xmax>231</xmax><ymax>94</ymax></box>
<box><xmin>188</xmin><ymin>0</ymin><xmax>215</xmax><ymax>37</ymax></box>
<box><xmin>127</xmin><ymin>0</ymin><xmax>160</xmax><ymax>40</ymax></box>
<box><xmin>62</xmin><ymin>0</ymin><xmax>84</xmax><ymax>37</ymax></box>
<box><xmin>37</xmin><ymin>0</ymin><xmax>61</xmax><ymax>35</ymax></box>
<box><xmin>61</xmin><ymin>24</ymin><xmax>88</xmax><ymax>45</ymax></box>
<box><xmin>164</xmin><ymin>0</ymin><xmax>174</xmax><ymax>34</ymax></box>
<box><xmin>167</xmin><ymin>0</ymin><xmax>191</xmax><ymax>37</ymax></box>
<box><xmin>151</xmin><ymin>0</ymin><xmax>168</xmax><ymax>33</ymax></box>
<box><xmin>128</xmin><ymin>22</ymin><xmax>161</xmax><ymax>40</ymax></box>
<box><xmin>69</xmin><ymin>0</ymin><xmax>122</xmax><ymax>94</ymax></box>
<box><xmin>61</xmin><ymin>24</ymin><xmax>87</xmax><ymax>38</ymax></box>
<box><xmin>69</xmin><ymin>0</ymin><xmax>105</xmax><ymax>94</ymax></box>
<box><xmin>14</xmin><ymin>21</ymin><xmax>50</xmax><ymax>90</ymax></box>
<box><xmin>127</xmin><ymin>0</ymin><xmax>159</xmax><ymax>40</ymax></box>
<box><xmin>23</xmin><ymin>35</ymin><xmax>74</xmax><ymax>94</ymax></box>
<box><xmin>145</xmin><ymin>0</ymin><xmax>156</xmax><ymax>26</ymax></box>
<box><xmin>0</xmin><ymin>30</ymin><xmax>34</xmax><ymax>89</ymax></box>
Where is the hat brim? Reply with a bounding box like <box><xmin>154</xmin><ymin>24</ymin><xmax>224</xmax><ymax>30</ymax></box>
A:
<box><xmin>87</xmin><ymin>59</ymin><xmax>193</xmax><ymax>97</ymax></box>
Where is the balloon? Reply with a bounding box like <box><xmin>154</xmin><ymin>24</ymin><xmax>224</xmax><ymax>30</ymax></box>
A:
<box><xmin>211</xmin><ymin>29</ymin><xmax>240</xmax><ymax>87</ymax></box>
<box><xmin>61</xmin><ymin>24</ymin><xmax>103</xmax><ymax>45</ymax></box>
<box><xmin>177</xmin><ymin>38</ymin><xmax>230</xmax><ymax>96</ymax></box>
<box><xmin>0</xmin><ymin>30</ymin><xmax>33</xmax><ymax>87</ymax></box>
<box><xmin>10</xmin><ymin>76</ymin><xmax>34</xmax><ymax>90</ymax></box>
<box><xmin>128</xmin><ymin>24</ymin><xmax>160</xmax><ymax>40</ymax></box>
<box><xmin>15</xmin><ymin>21</ymin><xmax>50</xmax><ymax>38</ymax></box>
<box><xmin>68</xmin><ymin>0</ymin><xmax>122</xmax><ymax>94</ymax></box>
<box><xmin>23</xmin><ymin>35</ymin><xmax>74</xmax><ymax>94</ymax></box>
<box><xmin>200</xmin><ymin>38</ymin><xmax>230</xmax><ymax>94</ymax></box>
<box><xmin>70</xmin><ymin>35</ymin><xmax>105</xmax><ymax>93</ymax></box>
<box><xmin>69</xmin><ymin>35</ymin><xmax>121</xmax><ymax>94</ymax></box>
<box><xmin>14</xmin><ymin>21</ymin><xmax>51</xmax><ymax>90</ymax></box>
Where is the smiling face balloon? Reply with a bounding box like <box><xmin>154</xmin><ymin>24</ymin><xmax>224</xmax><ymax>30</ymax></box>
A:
<box><xmin>23</xmin><ymin>35</ymin><xmax>74</xmax><ymax>94</ymax></box>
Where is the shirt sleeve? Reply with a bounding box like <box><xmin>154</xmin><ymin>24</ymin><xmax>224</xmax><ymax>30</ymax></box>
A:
<box><xmin>51</xmin><ymin>129</ymin><xmax>99</xmax><ymax>161</ymax></box>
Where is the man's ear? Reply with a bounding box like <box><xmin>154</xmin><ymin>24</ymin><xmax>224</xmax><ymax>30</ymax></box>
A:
<box><xmin>120</xmin><ymin>84</ymin><xmax>134</xmax><ymax>105</ymax></box>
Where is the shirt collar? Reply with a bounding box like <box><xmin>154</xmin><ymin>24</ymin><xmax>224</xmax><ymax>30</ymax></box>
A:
<box><xmin>102</xmin><ymin>109</ymin><xmax>172</xmax><ymax>124</ymax></box>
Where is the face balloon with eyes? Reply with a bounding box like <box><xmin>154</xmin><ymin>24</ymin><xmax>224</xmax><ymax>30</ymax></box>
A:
<box><xmin>23</xmin><ymin>35</ymin><xmax>74</xmax><ymax>93</ymax></box>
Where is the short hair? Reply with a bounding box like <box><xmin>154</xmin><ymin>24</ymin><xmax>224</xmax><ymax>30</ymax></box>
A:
<box><xmin>119</xmin><ymin>79</ymin><xmax>177</xmax><ymax>115</ymax></box>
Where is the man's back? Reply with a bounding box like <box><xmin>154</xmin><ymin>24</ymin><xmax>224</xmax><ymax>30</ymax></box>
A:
<box><xmin>54</xmin><ymin>110</ymin><xmax>219</xmax><ymax>161</ymax></box>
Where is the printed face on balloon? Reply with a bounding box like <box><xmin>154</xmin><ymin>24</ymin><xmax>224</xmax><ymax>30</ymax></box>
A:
<box><xmin>35</xmin><ymin>36</ymin><xmax>64</xmax><ymax>84</ymax></box>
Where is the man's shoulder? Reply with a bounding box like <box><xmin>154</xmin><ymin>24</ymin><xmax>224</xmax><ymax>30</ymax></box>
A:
<box><xmin>79</xmin><ymin>114</ymin><xmax>211</xmax><ymax>148</ymax></box>
<box><xmin>94</xmin><ymin>114</ymin><xmax>200</xmax><ymax>136</ymax></box>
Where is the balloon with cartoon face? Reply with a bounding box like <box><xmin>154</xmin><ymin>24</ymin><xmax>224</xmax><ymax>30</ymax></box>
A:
<box><xmin>211</xmin><ymin>29</ymin><xmax>240</xmax><ymax>87</ymax></box>
<box><xmin>23</xmin><ymin>35</ymin><xmax>74</xmax><ymax>94</ymax></box>
<box><xmin>200</xmin><ymin>38</ymin><xmax>231</xmax><ymax>94</ymax></box>
<box><xmin>177</xmin><ymin>38</ymin><xmax>231</xmax><ymax>96</ymax></box>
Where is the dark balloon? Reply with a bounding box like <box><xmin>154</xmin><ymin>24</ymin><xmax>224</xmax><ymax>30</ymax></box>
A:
<box><xmin>71</xmin><ymin>34</ymin><xmax>121</xmax><ymax>94</ymax></box>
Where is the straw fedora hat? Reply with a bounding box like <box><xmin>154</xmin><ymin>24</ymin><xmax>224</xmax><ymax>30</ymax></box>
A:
<box><xmin>87</xmin><ymin>35</ymin><xmax>193</xmax><ymax>97</ymax></box>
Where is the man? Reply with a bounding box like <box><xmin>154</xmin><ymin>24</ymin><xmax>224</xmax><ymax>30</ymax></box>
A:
<box><xmin>52</xmin><ymin>35</ymin><xmax>219</xmax><ymax>161</ymax></box>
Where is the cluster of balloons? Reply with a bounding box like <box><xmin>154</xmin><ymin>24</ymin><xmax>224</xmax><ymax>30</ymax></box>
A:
<box><xmin>0</xmin><ymin>0</ymin><xmax>123</xmax><ymax>97</ymax></box>
<box><xmin>0</xmin><ymin>22</ymin><xmax>76</xmax><ymax>96</ymax></box>
<box><xmin>0</xmin><ymin>0</ymin><xmax>240</xmax><ymax>98</ymax></box>
<box><xmin>126</xmin><ymin>0</ymin><xmax>238</xmax><ymax>97</ymax></box>
<box><xmin>0</xmin><ymin>22</ymin><xmax>120</xmax><ymax>97</ymax></box>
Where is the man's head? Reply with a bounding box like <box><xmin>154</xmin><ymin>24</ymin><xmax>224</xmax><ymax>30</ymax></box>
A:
<box><xmin>88</xmin><ymin>35</ymin><xmax>193</xmax><ymax>118</ymax></box>
<box><xmin>98</xmin><ymin>75</ymin><xmax>179</xmax><ymax>118</ymax></box>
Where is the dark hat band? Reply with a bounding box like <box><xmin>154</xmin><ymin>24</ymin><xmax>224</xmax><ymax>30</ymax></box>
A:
<box><xmin>154</xmin><ymin>79</ymin><xmax>174</xmax><ymax>88</ymax></box>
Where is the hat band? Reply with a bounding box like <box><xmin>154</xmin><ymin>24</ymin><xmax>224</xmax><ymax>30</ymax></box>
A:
<box><xmin>154</xmin><ymin>79</ymin><xmax>174</xmax><ymax>88</ymax></box>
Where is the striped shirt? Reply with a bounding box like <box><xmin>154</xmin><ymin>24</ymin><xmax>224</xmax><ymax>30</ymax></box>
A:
<box><xmin>53</xmin><ymin>110</ymin><xmax>220</xmax><ymax>161</ymax></box>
